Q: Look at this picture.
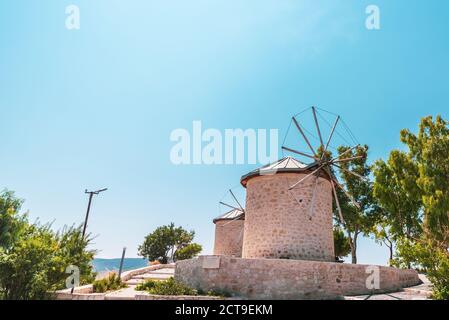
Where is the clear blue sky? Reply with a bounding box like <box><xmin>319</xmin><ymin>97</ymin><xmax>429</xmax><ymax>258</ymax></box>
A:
<box><xmin>1</xmin><ymin>1</ymin><xmax>448</xmax><ymax>264</ymax></box>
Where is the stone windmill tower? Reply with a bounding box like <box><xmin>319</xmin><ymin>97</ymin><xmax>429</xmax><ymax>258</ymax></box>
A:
<box><xmin>240</xmin><ymin>107</ymin><xmax>364</xmax><ymax>262</ymax></box>
<box><xmin>213</xmin><ymin>190</ymin><xmax>245</xmax><ymax>257</ymax></box>
<box><xmin>213</xmin><ymin>209</ymin><xmax>245</xmax><ymax>257</ymax></box>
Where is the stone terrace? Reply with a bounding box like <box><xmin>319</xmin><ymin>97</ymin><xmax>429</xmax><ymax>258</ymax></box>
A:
<box><xmin>55</xmin><ymin>262</ymin><xmax>431</xmax><ymax>300</ymax></box>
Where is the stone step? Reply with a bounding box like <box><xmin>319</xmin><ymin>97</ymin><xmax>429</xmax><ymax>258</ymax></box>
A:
<box><xmin>133</xmin><ymin>273</ymin><xmax>173</xmax><ymax>280</ymax></box>
<box><xmin>150</xmin><ymin>268</ymin><xmax>175</xmax><ymax>274</ymax></box>
<box><xmin>104</xmin><ymin>286</ymin><xmax>139</xmax><ymax>300</ymax></box>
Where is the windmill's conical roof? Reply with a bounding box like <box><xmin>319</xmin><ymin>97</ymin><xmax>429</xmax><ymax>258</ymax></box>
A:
<box><xmin>213</xmin><ymin>208</ymin><xmax>245</xmax><ymax>223</ymax></box>
<box><xmin>240</xmin><ymin>156</ymin><xmax>320</xmax><ymax>187</ymax></box>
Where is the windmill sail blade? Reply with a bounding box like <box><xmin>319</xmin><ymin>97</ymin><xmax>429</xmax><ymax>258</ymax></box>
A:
<box><xmin>323</xmin><ymin>162</ymin><xmax>362</xmax><ymax>211</ymax></box>
<box><xmin>322</xmin><ymin>115</ymin><xmax>340</xmax><ymax>159</ymax></box>
<box><xmin>312</xmin><ymin>106</ymin><xmax>324</xmax><ymax>148</ymax></box>
<box><xmin>282</xmin><ymin>146</ymin><xmax>318</xmax><ymax>160</ymax></box>
<box><xmin>331</xmin><ymin>163</ymin><xmax>366</xmax><ymax>180</ymax></box>
<box><xmin>292</xmin><ymin>116</ymin><xmax>317</xmax><ymax>156</ymax></box>
<box><xmin>330</xmin><ymin>178</ymin><xmax>346</xmax><ymax>225</ymax></box>
<box><xmin>229</xmin><ymin>189</ymin><xmax>245</xmax><ymax>212</ymax></box>
<box><xmin>330</xmin><ymin>145</ymin><xmax>360</xmax><ymax>162</ymax></box>
<box><xmin>289</xmin><ymin>164</ymin><xmax>324</xmax><ymax>190</ymax></box>
<box><xmin>333</xmin><ymin>180</ymin><xmax>361</xmax><ymax>210</ymax></box>
<box><xmin>219</xmin><ymin>201</ymin><xmax>242</xmax><ymax>212</ymax></box>
<box><xmin>332</xmin><ymin>155</ymin><xmax>365</xmax><ymax>164</ymax></box>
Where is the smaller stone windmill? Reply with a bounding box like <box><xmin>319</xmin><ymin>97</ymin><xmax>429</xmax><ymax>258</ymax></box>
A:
<box><xmin>241</xmin><ymin>107</ymin><xmax>365</xmax><ymax>262</ymax></box>
<box><xmin>213</xmin><ymin>189</ymin><xmax>245</xmax><ymax>257</ymax></box>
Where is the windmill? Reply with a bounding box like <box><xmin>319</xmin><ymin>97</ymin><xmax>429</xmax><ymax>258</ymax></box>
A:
<box><xmin>281</xmin><ymin>106</ymin><xmax>366</xmax><ymax>224</ymax></box>
<box><xmin>213</xmin><ymin>188</ymin><xmax>245</xmax><ymax>257</ymax></box>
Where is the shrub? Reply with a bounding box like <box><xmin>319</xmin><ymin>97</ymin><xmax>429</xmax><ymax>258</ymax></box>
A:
<box><xmin>394</xmin><ymin>238</ymin><xmax>449</xmax><ymax>300</ymax></box>
<box><xmin>92</xmin><ymin>273</ymin><xmax>126</xmax><ymax>293</ymax></box>
<box><xmin>136</xmin><ymin>277</ymin><xmax>228</xmax><ymax>297</ymax></box>
<box><xmin>0</xmin><ymin>223</ymin><xmax>96</xmax><ymax>300</ymax></box>
<box><xmin>135</xmin><ymin>279</ymin><xmax>158</xmax><ymax>292</ymax></box>
<box><xmin>136</xmin><ymin>277</ymin><xmax>197</xmax><ymax>295</ymax></box>
<box><xmin>414</xmin><ymin>245</ymin><xmax>449</xmax><ymax>300</ymax></box>
<box><xmin>0</xmin><ymin>190</ymin><xmax>97</xmax><ymax>300</ymax></box>
<box><xmin>137</xmin><ymin>277</ymin><xmax>197</xmax><ymax>295</ymax></box>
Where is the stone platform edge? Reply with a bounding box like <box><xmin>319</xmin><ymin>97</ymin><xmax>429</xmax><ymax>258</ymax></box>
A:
<box><xmin>174</xmin><ymin>255</ymin><xmax>422</xmax><ymax>300</ymax></box>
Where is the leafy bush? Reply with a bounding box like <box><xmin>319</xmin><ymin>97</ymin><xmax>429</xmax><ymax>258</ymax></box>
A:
<box><xmin>0</xmin><ymin>223</ymin><xmax>97</xmax><ymax>299</ymax></box>
<box><xmin>135</xmin><ymin>279</ymin><xmax>158</xmax><ymax>292</ymax></box>
<box><xmin>0</xmin><ymin>190</ymin><xmax>96</xmax><ymax>300</ymax></box>
<box><xmin>0</xmin><ymin>224</ymin><xmax>61</xmax><ymax>299</ymax></box>
<box><xmin>55</xmin><ymin>225</ymin><xmax>96</xmax><ymax>285</ymax></box>
<box><xmin>136</xmin><ymin>277</ymin><xmax>228</xmax><ymax>297</ymax></box>
<box><xmin>93</xmin><ymin>273</ymin><xmax>126</xmax><ymax>293</ymax></box>
<box><xmin>394</xmin><ymin>238</ymin><xmax>449</xmax><ymax>300</ymax></box>
<box><xmin>136</xmin><ymin>277</ymin><xmax>198</xmax><ymax>295</ymax></box>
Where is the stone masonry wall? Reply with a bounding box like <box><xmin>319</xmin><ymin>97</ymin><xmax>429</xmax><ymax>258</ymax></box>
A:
<box><xmin>242</xmin><ymin>172</ymin><xmax>334</xmax><ymax>261</ymax></box>
<box><xmin>175</xmin><ymin>255</ymin><xmax>422</xmax><ymax>300</ymax></box>
<box><xmin>214</xmin><ymin>219</ymin><xmax>244</xmax><ymax>257</ymax></box>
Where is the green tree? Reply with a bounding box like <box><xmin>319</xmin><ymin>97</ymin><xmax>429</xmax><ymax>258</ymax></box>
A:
<box><xmin>373</xmin><ymin>151</ymin><xmax>423</xmax><ymax>267</ymax></box>
<box><xmin>372</xmin><ymin>219</ymin><xmax>395</xmax><ymax>265</ymax></box>
<box><xmin>333</xmin><ymin>227</ymin><xmax>351</xmax><ymax>261</ymax></box>
<box><xmin>333</xmin><ymin>145</ymin><xmax>380</xmax><ymax>264</ymax></box>
<box><xmin>0</xmin><ymin>190</ymin><xmax>28</xmax><ymax>250</ymax></box>
<box><xmin>373</xmin><ymin>115</ymin><xmax>449</xmax><ymax>299</ymax></box>
<box><xmin>138</xmin><ymin>223</ymin><xmax>202</xmax><ymax>264</ymax></box>
<box><xmin>401</xmin><ymin>115</ymin><xmax>449</xmax><ymax>245</ymax></box>
<box><xmin>174</xmin><ymin>243</ymin><xmax>202</xmax><ymax>261</ymax></box>
<box><xmin>373</xmin><ymin>151</ymin><xmax>423</xmax><ymax>241</ymax></box>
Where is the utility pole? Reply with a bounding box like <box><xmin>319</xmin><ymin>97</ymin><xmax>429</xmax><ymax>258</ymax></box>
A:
<box><xmin>82</xmin><ymin>188</ymin><xmax>107</xmax><ymax>238</ymax></box>
<box><xmin>118</xmin><ymin>247</ymin><xmax>127</xmax><ymax>279</ymax></box>
<box><xmin>71</xmin><ymin>188</ymin><xmax>107</xmax><ymax>295</ymax></box>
